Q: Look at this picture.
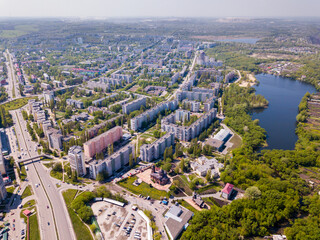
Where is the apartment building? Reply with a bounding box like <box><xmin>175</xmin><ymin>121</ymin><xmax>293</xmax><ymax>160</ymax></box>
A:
<box><xmin>122</xmin><ymin>97</ymin><xmax>146</xmax><ymax>115</ymax></box>
<box><xmin>86</xmin><ymin>115</ymin><xmax>122</xmax><ymax>138</ymax></box>
<box><xmin>130</xmin><ymin>100</ymin><xmax>178</xmax><ymax>131</ymax></box>
<box><xmin>43</xmin><ymin>91</ymin><xmax>54</xmax><ymax>103</ymax></box>
<box><xmin>140</xmin><ymin>132</ymin><xmax>175</xmax><ymax>162</ymax></box>
<box><xmin>0</xmin><ymin>174</ymin><xmax>7</xmax><ymax>202</ymax></box>
<box><xmin>169</xmin><ymin>72</ymin><xmax>180</xmax><ymax>86</ymax></box>
<box><xmin>83</xmin><ymin>126</ymin><xmax>123</xmax><ymax>158</ymax></box>
<box><xmin>0</xmin><ymin>153</ymin><xmax>5</xmax><ymax>175</ymax></box>
<box><xmin>182</xmin><ymin>100</ymin><xmax>200</xmax><ymax>112</ymax></box>
<box><xmin>89</xmin><ymin>143</ymin><xmax>134</xmax><ymax>179</ymax></box>
<box><xmin>92</xmin><ymin>93</ymin><xmax>119</xmax><ymax>106</ymax></box>
<box><xmin>110</xmin><ymin>73</ymin><xmax>132</xmax><ymax>83</ymax></box>
<box><xmin>66</xmin><ymin>99</ymin><xmax>84</xmax><ymax>109</ymax></box>
<box><xmin>68</xmin><ymin>146</ymin><xmax>86</xmax><ymax>176</ymax></box>
<box><xmin>161</xmin><ymin>108</ymin><xmax>216</xmax><ymax>142</ymax></box>
<box><xmin>41</xmin><ymin>82</ymin><xmax>52</xmax><ymax>90</ymax></box>
<box><xmin>46</xmin><ymin>127</ymin><xmax>63</xmax><ymax>150</ymax></box>
<box><xmin>176</xmin><ymin>87</ymin><xmax>214</xmax><ymax>102</ymax></box>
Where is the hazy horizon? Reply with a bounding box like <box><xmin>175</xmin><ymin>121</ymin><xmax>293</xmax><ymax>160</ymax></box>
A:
<box><xmin>0</xmin><ymin>0</ymin><xmax>319</xmax><ymax>18</ymax></box>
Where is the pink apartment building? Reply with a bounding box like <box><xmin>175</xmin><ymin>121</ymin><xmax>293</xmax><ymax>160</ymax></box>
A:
<box><xmin>83</xmin><ymin>126</ymin><xmax>123</xmax><ymax>158</ymax></box>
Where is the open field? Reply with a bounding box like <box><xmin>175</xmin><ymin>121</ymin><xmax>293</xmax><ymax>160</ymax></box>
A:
<box><xmin>117</xmin><ymin>176</ymin><xmax>170</xmax><ymax>200</ymax></box>
<box><xmin>172</xmin><ymin>175</ymin><xmax>193</xmax><ymax>196</ymax></box>
<box><xmin>1</xmin><ymin>97</ymin><xmax>37</xmax><ymax>111</ymax></box>
<box><xmin>0</xmin><ymin>24</ymin><xmax>38</xmax><ymax>38</ymax></box>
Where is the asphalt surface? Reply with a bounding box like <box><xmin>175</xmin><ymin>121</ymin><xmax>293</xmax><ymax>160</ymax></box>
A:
<box><xmin>11</xmin><ymin>108</ymin><xmax>75</xmax><ymax>240</ymax></box>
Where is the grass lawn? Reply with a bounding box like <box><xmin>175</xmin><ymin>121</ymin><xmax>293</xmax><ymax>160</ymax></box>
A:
<box><xmin>228</xmin><ymin>132</ymin><xmax>242</xmax><ymax>152</ymax></box>
<box><xmin>62</xmin><ymin>189</ymin><xmax>78</xmax><ymax>206</ymax></box>
<box><xmin>43</xmin><ymin>162</ymin><xmax>55</xmax><ymax>169</ymax></box>
<box><xmin>20</xmin><ymin>164</ymin><xmax>27</xmax><ymax>181</ymax></box>
<box><xmin>197</xmin><ymin>183</ymin><xmax>222</xmax><ymax>195</ymax></box>
<box><xmin>176</xmin><ymin>199</ymin><xmax>198</xmax><ymax>213</ymax></box>
<box><xmin>202</xmin><ymin>197</ymin><xmax>221</xmax><ymax>210</ymax></box>
<box><xmin>6</xmin><ymin>186</ymin><xmax>15</xmax><ymax>198</ymax></box>
<box><xmin>117</xmin><ymin>176</ymin><xmax>170</xmax><ymax>200</ymax></box>
<box><xmin>62</xmin><ymin>189</ymin><xmax>93</xmax><ymax>240</ymax></box>
<box><xmin>21</xmin><ymin>185</ymin><xmax>33</xmax><ymax>199</ymax></box>
<box><xmin>173</xmin><ymin>176</ymin><xmax>193</xmax><ymax>196</ymax></box>
<box><xmin>1</xmin><ymin>97</ymin><xmax>37</xmax><ymax>111</ymax></box>
<box><xmin>29</xmin><ymin>212</ymin><xmax>40</xmax><ymax>240</ymax></box>
<box><xmin>20</xmin><ymin>206</ymin><xmax>40</xmax><ymax>240</ymax></box>
<box><xmin>50</xmin><ymin>170</ymin><xmax>63</xmax><ymax>180</ymax></box>
<box><xmin>24</xmin><ymin>199</ymin><xmax>36</xmax><ymax>208</ymax></box>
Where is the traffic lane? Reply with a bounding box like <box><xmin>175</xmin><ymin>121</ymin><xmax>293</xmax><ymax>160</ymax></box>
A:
<box><xmin>34</xmin><ymin>161</ymin><xmax>74</xmax><ymax>240</ymax></box>
<box><xmin>27</xmin><ymin>162</ymin><xmax>57</xmax><ymax>240</ymax></box>
<box><xmin>13</xmin><ymin>110</ymin><xmax>57</xmax><ymax>240</ymax></box>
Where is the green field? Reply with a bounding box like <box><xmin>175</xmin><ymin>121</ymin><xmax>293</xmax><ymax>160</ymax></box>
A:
<box><xmin>1</xmin><ymin>97</ymin><xmax>37</xmax><ymax>111</ymax></box>
<box><xmin>21</xmin><ymin>185</ymin><xmax>33</xmax><ymax>199</ymax></box>
<box><xmin>176</xmin><ymin>199</ymin><xmax>198</xmax><ymax>213</ymax></box>
<box><xmin>20</xmin><ymin>206</ymin><xmax>40</xmax><ymax>240</ymax></box>
<box><xmin>197</xmin><ymin>183</ymin><xmax>222</xmax><ymax>194</ymax></box>
<box><xmin>173</xmin><ymin>176</ymin><xmax>193</xmax><ymax>196</ymax></box>
<box><xmin>117</xmin><ymin>176</ymin><xmax>170</xmax><ymax>200</ymax></box>
<box><xmin>0</xmin><ymin>24</ymin><xmax>38</xmax><ymax>38</ymax></box>
<box><xmin>20</xmin><ymin>164</ymin><xmax>27</xmax><ymax>181</ymax></box>
<box><xmin>62</xmin><ymin>189</ymin><xmax>93</xmax><ymax>240</ymax></box>
<box><xmin>29</xmin><ymin>211</ymin><xmax>40</xmax><ymax>240</ymax></box>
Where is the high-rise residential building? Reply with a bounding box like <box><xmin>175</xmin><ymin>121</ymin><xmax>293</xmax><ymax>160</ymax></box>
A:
<box><xmin>0</xmin><ymin>174</ymin><xmax>7</xmax><ymax>202</ymax></box>
<box><xmin>43</xmin><ymin>91</ymin><xmax>55</xmax><ymax>104</ymax></box>
<box><xmin>140</xmin><ymin>132</ymin><xmax>175</xmax><ymax>162</ymax></box>
<box><xmin>68</xmin><ymin>146</ymin><xmax>86</xmax><ymax>176</ymax></box>
<box><xmin>161</xmin><ymin>108</ymin><xmax>216</xmax><ymax>142</ymax></box>
<box><xmin>89</xmin><ymin>144</ymin><xmax>135</xmax><ymax>179</ymax></box>
<box><xmin>46</xmin><ymin>128</ymin><xmax>63</xmax><ymax>150</ymax></box>
<box><xmin>83</xmin><ymin>126</ymin><xmax>123</xmax><ymax>158</ymax></box>
<box><xmin>130</xmin><ymin>100</ymin><xmax>178</xmax><ymax>131</ymax></box>
<box><xmin>122</xmin><ymin>97</ymin><xmax>147</xmax><ymax>115</ymax></box>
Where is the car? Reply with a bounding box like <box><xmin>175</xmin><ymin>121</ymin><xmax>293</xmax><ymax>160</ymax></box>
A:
<box><xmin>13</xmin><ymin>224</ymin><xmax>15</xmax><ymax>228</ymax></box>
<box><xmin>47</xmin><ymin>205</ymin><xmax>49</xmax><ymax>209</ymax></box>
<box><xmin>13</xmin><ymin>227</ymin><xmax>15</xmax><ymax>231</ymax></box>
<box><xmin>13</xmin><ymin>219</ymin><xmax>15</xmax><ymax>222</ymax></box>
<box><xmin>48</xmin><ymin>222</ymin><xmax>50</xmax><ymax>226</ymax></box>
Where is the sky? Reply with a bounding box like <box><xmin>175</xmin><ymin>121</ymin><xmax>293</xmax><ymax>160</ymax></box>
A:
<box><xmin>0</xmin><ymin>0</ymin><xmax>319</xmax><ymax>18</ymax></box>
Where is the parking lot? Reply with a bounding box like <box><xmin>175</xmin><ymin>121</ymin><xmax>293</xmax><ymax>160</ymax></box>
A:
<box><xmin>92</xmin><ymin>201</ymin><xmax>148</xmax><ymax>240</ymax></box>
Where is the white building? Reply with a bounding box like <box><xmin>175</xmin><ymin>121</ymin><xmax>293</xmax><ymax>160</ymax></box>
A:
<box><xmin>68</xmin><ymin>146</ymin><xmax>86</xmax><ymax>176</ymax></box>
<box><xmin>0</xmin><ymin>174</ymin><xmax>7</xmax><ymax>201</ymax></box>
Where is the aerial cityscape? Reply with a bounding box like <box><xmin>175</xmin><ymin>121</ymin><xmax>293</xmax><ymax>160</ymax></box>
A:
<box><xmin>0</xmin><ymin>1</ymin><xmax>320</xmax><ymax>240</ymax></box>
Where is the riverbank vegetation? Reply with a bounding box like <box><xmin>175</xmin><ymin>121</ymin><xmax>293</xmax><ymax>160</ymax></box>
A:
<box><xmin>296</xmin><ymin>92</ymin><xmax>320</xmax><ymax>151</ymax></box>
<box><xmin>222</xmin><ymin>84</ymin><xmax>268</xmax><ymax>150</ymax></box>
<box><xmin>182</xmin><ymin>83</ymin><xmax>320</xmax><ymax>239</ymax></box>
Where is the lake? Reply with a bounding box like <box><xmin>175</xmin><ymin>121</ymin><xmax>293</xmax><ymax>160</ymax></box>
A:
<box><xmin>251</xmin><ymin>74</ymin><xmax>317</xmax><ymax>150</ymax></box>
<box><xmin>219</xmin><ymin>38</ymin><xmax>260</xmax><ymax>44</ymax></box>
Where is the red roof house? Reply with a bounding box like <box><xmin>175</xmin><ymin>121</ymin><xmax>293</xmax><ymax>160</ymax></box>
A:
<box><xmin>221</xmin><ymin>183</ymin><xmax>234</xmax><ymax>200</ymax></box>
<box><xmin>23</xmin><ymin>209</ymin><xmax>31</xmax><ymax>217</ymax></box>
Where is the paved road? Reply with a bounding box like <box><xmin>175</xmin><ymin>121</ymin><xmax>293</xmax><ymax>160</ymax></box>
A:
<box><xmin>166</xmin><ymin>51</ymin><xmax>198</xmax><ymax>101</ymax></box>
<box><xmin>4</xmin><ymin>50</ymin><xmax>21</xmax><ymax>100</ymax></box>
<box><xmin>10</xmin><ymin>107</ymin><xmax>75</xmax><ymax>240</ymax></box>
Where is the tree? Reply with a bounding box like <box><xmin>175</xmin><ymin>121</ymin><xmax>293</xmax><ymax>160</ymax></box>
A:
<box><xmin>245</xmin><ymin>186</ymin><xmax>261</xmax><ymax>200</ymax></box>
<box><xmin>206</xmin><ymin>169</ymin><xmax>212</xmax><ymax>182</ymax></box>
<box><xmin>162</xmin><ymin>162</ymin><xmax>172</xmax><ymax>172</ymax></box>
<box><xmin>180</xmin><ymin>159</ymin><xmax>185</xmax><ymax>173</ymax></box>
<box><xmin>72</xmin><ymin>170</ymin><xmax>78</xmax><ymax>182</ymax></box>
<box><xmin>52</xmin><ymin>162</ymin><xmax>62</xmax><ymax>172</ymax></box>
